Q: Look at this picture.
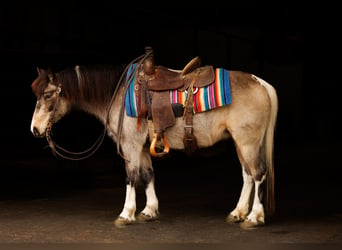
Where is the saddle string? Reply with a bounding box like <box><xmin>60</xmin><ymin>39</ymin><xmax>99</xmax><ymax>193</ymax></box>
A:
<box><xmin>45</xmin><ymin>52</ymin><xmax>150</xmax><ymax>161</ymax></box>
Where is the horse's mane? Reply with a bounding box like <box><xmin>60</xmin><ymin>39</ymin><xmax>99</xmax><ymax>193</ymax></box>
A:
<box><xmin>56</xmin><ymin>64</ymin><xmax>126</xmax><ymax>108</ymax></box>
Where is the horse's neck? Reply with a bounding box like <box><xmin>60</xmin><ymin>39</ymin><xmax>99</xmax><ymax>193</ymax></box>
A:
<box><xmin>71</xmin><ymin>84</ymin><xmax>124</xmax><ymax>126</ymax></box>
<box><xmin>74</xmin><ymin>102</ymin><xmax>106</xmax><ymax>124</ymax></box>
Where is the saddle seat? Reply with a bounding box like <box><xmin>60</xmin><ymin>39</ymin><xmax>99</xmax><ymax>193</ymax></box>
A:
<box><xmin>135</xmin><ymin>47</ymin><xmax>215</xmax><ymax>157</ymax></box>
<box><xmin>146</xmin><ymin>57</ymin><xmax>215</xmax><ymax>92</ymax></box>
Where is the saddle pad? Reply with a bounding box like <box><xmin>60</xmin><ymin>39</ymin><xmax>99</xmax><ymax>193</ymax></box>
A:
<box><xmin>170</xmin><ymin>68</ymin><xmax>231</xmax><ymax>113</ymax></box>
<box><xmin>125</xmin><ymin>64</ymin><xmax>231</xmax><ymax>117</ymax></box>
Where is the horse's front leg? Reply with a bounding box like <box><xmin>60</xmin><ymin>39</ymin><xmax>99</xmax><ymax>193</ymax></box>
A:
<box><xmin>114</xmin><ymin>167</ymin><xmax>138</xmax><ymax>228</ymax></box>
<box><xmin>137</xmin><ymin>148</ymin><xmax>159</xmax><ymax>222</ymax></box>
<box><xmin>114</xmin><ymin>147</ymin><xmax>159</xmax><ymax>227</ymax></box>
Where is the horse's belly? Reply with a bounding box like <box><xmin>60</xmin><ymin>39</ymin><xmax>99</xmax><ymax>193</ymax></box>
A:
<box><xmin>166</xmin><ymin>113</ymin><xmax>231</xmax><ymax>150</ymax></box>
<box><xmin>195</xmin><ymin>129</ymin><xmax>231</xmax><ymax>148</ymax></box>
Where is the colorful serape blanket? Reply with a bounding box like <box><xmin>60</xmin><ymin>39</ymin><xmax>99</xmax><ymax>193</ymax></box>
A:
<box><xmin>125</xmin><ymin>64</ymin><xmax>231</xmax><ymax>117</ymax></box>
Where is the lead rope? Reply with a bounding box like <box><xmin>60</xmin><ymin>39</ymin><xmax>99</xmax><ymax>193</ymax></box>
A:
<box><xmin>45</xmin><ymin>51</ymin><xmax>151</xmax><ymax>161</ymax></box>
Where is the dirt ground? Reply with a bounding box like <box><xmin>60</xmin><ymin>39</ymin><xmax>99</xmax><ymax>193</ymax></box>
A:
<box><xmin>0</xmin><ymin>144</ymin><xmax>341</xmax><ymax>249</ymax></box>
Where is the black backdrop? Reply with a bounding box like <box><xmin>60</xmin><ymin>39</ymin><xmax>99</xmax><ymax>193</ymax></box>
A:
<box><xmin>0</xmin><ymin>3</ymin><xmax>341</xmax><ymax>183</ymax></box>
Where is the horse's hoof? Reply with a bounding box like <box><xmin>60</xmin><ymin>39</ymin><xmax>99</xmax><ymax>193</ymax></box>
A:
<box><xmin>226</xmin><ymin>214</ymin><xmax>244</xmax><ymax>223</ymax></box>
<box><xmin>136</xmin><ymin>212</ymin><xmax>158</xmax><ymax>223</ymax></box>
<box><xmin>114</xmin><ymin>217</ymin><xmax>134</xmax><ymax>228</ymax></box>
<box><xmin>239</xmin><ymin>219</ymin><xmax>264</xmax><ymax>229</ymax></box>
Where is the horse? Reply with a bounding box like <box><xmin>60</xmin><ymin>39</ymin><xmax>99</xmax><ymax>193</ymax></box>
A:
<box><xmin>30</xmin><ymin>49</ymin><xmax>278</xmax><ymax>229</ymax></box>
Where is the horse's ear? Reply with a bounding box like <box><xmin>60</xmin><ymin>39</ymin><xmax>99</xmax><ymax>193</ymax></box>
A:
<box><xmin>47</xmin><ymin>67</ymin><xmax>55</xmax><ymax>83</ymax></box>
<box><xmin>36</xmin><ymin>66</ymin><xmax>48</xmax><ymax>77</ymax></box>
<box><xmin>36</xmin><ymin>66</ymin><xmax>42</xmax><ymax>75</ymax></box>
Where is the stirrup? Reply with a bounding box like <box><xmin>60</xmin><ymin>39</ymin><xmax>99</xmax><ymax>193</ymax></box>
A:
<box><xmin>150</xmin><ymin>132</ymin><xmax>170</xmax><ymax>157</ymax></box>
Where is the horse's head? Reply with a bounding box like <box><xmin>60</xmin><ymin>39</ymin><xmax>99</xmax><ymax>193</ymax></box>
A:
<box><xmin>30</xmin><ymin>67</ymin><xmax>70</xmax><ymax>138</ymax></box>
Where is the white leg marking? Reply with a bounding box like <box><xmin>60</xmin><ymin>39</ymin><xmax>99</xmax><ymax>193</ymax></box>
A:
<box><xmin>246</xmin><ymin>176</ymin><xmax>265</xmax><ymax>224</ymax></box>
<box><xmin>119</xmin><ymin>184</ymin><xmax>136</xmax><ymax>221</ymax></box>
<box><xmin>230</xmin><ymin>169</ymin><xmax>253</xmax><ymax>220</ymax></box>
<box><xmin>141</xmin><ymin>182</ymin><xmax>159</xmax><ymax>218</ymax></box>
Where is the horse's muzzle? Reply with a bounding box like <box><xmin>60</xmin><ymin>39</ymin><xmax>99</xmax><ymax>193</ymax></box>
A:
<box><xmin>32</xmin><ymin>127</ymin><xmax>45</xmax><ymax>138</ymax></box>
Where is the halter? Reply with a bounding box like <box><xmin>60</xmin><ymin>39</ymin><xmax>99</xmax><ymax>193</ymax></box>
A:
<box><xmin>45</xmin><ymin>49</ymin><xmax>153</xmax><ymax>161</ymax></box>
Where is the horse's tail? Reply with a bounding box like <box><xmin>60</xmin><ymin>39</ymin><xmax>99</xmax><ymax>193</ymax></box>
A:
<box><xmin>258</xmin><ymin>77</ymin><xmax>278</xmax><ymax>218</ymax></box>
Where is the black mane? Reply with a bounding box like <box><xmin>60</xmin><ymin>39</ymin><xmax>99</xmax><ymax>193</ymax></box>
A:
<box><xmin>56</xmin><ymin>64</ymin><xmax>127</xmax><ymax>108</ymax></box>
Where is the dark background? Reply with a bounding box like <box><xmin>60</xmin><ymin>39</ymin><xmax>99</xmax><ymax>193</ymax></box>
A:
<box><xmin>0</xmin><ymin>2</ymin><xmax>341</xmax><ymax>215</ymax></box>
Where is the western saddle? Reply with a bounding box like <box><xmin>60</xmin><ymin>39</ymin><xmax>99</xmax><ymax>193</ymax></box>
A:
<box><xmin>134</xmin><ymin>47</ymin><xmax>215</xmax><ymax>157</ymax></box>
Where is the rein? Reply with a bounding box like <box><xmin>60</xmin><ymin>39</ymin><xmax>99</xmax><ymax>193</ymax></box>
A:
<box><xmin>45</xmin><ymin>49</ymin><xmax>153</xmax><ymax>160</ymax></box>
<box><xmin>45</xmin><ymin>82</ymin><xmax>106</xmax><ymax>161</ymax></box>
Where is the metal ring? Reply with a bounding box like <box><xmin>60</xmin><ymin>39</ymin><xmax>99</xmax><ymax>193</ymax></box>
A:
<box><xmin>185</xmin><ymin>87</ymin><xmax>198</xmax><ymax>95</ymax></box>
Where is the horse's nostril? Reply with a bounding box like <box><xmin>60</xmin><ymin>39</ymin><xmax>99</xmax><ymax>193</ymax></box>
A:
<box><xmin>33</xmin><ymin>127</ymin><xmax>40</xmax><ymax>137</ymax></box>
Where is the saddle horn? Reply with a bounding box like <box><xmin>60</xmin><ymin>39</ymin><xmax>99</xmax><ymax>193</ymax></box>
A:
<box><xmin>143</xmin><ymin>47</ymin><xmax>155</xmax><ymax>75</ymax></box>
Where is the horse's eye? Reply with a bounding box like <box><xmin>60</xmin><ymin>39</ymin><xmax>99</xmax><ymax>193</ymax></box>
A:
<box><xmin>44</xmin><ymin>92</ymin><xmax>53</xmax><ymax>100</ymax></box>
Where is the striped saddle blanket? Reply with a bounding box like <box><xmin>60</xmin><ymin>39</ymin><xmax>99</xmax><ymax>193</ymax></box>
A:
<box><xmin>125</xmin><ymin>64</ymin><xmax>232</xmax><ymax>117</ymax></box>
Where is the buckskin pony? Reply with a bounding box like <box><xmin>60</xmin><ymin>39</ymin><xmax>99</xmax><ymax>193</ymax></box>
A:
<box><xmin>30</xmin><ymin>47</ymin><xmax>278</xmax><ymax>229</ymax></box>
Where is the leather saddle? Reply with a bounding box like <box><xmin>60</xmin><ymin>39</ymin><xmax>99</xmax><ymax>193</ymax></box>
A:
<box><xmin>134</xmin><ymin>47</ymin><xmax>215</xmax><ymax>157</ymax></box>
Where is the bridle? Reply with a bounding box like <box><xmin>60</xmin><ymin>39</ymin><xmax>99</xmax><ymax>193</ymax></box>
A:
<box><xmin>44</xmin><ymin>49</ymin><xmax>153</xmax><ymax>161</ymax></box>
<box><xmin>45</xmin><ymin>82</ymin><xmax>108</xmax><ymax>161</ymax></box>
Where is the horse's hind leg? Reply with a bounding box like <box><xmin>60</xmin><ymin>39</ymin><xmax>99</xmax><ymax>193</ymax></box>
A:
<box><xmin>226</xmin><ymin>168</ymin><xmax>254</xmax><ymax>223</ymax></box>
<box><xmin>241</xmin><ymin>174</ymin><xmax>266</xmax><ymax>229</ymax></box>
<box><xmin>227</xmin><ymin>143</ymin><xmax>266</xmax><ymax>228</ymax></box>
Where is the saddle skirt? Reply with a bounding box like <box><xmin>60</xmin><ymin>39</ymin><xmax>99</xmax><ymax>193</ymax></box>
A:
<box><xmin>124</xmin><ymin>64</ymin><xmax>232</xmax><ymax>117</ymax></box>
